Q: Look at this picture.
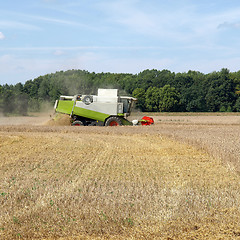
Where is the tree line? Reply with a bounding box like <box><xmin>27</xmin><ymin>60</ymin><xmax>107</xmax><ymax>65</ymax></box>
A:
<box><xmin>0</xmin><ymin>68</ymin><xmax>240</xmax><ymax>115</ymax></box>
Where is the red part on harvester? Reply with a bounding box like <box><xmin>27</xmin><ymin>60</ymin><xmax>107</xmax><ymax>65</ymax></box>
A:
<box><xmin>140</xmin><ymin>116</ymin><xmax>154</xmax><ymax>126</ymax></box>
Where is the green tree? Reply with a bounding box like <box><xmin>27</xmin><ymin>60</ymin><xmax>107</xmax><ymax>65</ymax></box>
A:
<box><xmin>230</xmin><ymin>71</ymin><xmax>240</xmax><ymax>94</ymax></box>
<box><xmin>132</xmin><ymin>88</ymin><xmax>146</xmax><ymax>111</ymax></box>
<box><xmin>158</xmin><ymin>85</ymin><xmax>180</xmax><ymax>112</ymax></box>
<box><xmin>180</xmin><ymin>71</ymin><xmax>207</xmax><ymax>112</ymax></box>
<box><xmin>145</xmin><ymin>87</ymin><xmax>160</xmax><ymax>112</ymax></box>
<box><xmin>2</xmin><ymin>85</ymin><xmax>15</xmax><ymax>115</ymax></box>
<box><xmin>120</xmin><ymin>75</ymin><xmax>136</xmax><ymax>94</ymax></box>
<box><xmin>0</xmin><ymin>85</ymin><xmax>2</xmax><ymax>112</ymax></box>
<box><xmin>1</xmin><ymin>68</ymin><xmax>239</xmax><ymax>114</ymax></box>
<box><xmin>234</xmin><ymin>97</ymin><xmax>240</xmax><ymax>112</ymax></box>
<box><xmin>206</xmin><ymin>69</ymin><xmax>236</xmax><ymax>112</ymax></box>
<box><xmin>38</xmin><ymin>78</ymin><xmax>50</xmax><ymax>101</ymax></box>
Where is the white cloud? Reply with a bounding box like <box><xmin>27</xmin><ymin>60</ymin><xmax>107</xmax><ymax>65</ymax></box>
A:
<box><xmin>2</xmin><ymin>1</ymin><xmax>240</xmax><ymax>84</ymax></box>
<box><xmin>1</xmin><ymin>46</ymin><xmax>240</xmax><ymax>85</ymax></box>
<box><xmin>218</xmin><ymin>21</ymin><xmax>240</xmax><ymax>29</ymax></box>
<box><xmin>43</xmin><ymin>0</ymin><xmax>57</xmax><ymax>2</ymax></box>
<box><xmin>32</xmin><ymin>16</ymin><xmax>83</xmax><ymax>26</ymax></box>
<box><xmin>0</xmin><ymin>20</ymin><xmax>40</xmax><ymax>30</ymax></box>
<box><xmin>0</xmin><ymin>49</ymin><xmax>176</xmax><ymax>84</ymax></box>
<box><xmin>0</xmin><ymin>46</ymin><xmax>168</xmax><ymax>52</ymax></box>
<box><xmin>0</xmin><ymin>32</ymin><xmax>5</xmax><ymax>40</ymax></box>
<box><xmin>96</xmin><ymin>1</ymin><xmax>199</xmax><ymax>45</ymax></box>
<box><xmin>97</xmin><ymin>1</ymin><xmax>240</xmax><ymax>47</ymax></box>
<box><xmin>0</xmin><ymin>52</ymin><xmax>101</xmax><ymax>84</ymax></box>
<box><xmin>53</xmin><ymin>50</ymin><xmax>65</xmax><ymax>56</ymax></box>
<box><xmin>98</xmin><ymin>0</ymin><xmax>159</xmax><ymax>35</ymax></box>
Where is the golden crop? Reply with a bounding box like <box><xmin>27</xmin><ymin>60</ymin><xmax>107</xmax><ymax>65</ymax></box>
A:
<box><xmin>0</xmin><ymin>114</ymin><xmax>240</xmax><ymax>239</ymax></box>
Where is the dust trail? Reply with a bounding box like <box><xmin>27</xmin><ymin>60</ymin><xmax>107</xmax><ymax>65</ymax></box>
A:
<box><xmin>44</xmin><ymin>113</ymin><xmax>71</xmax><ymax>126</ymax></box>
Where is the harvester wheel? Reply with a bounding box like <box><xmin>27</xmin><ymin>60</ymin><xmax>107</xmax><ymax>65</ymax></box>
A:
<box><xmin>105</xmin><ymin>117</ymin><xmax>122</xmax><ymax>126</ymax></box>
<box><xmin>72</xmin><ymin>120</ymin><xmax>84</xmax><ymax>126</ymax></box>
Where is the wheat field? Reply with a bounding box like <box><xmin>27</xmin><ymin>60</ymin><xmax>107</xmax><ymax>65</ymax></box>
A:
<box><xmin>0</xmin><ymin>114</ymin><xmax>240</xmax><ymax>239</ymax></box>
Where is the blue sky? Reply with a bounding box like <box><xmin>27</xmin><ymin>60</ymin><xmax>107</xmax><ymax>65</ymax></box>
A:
<box><xmin>1</xmin><ymin>0</ymin><xmax>240</xmax><ymax>85</ymax></box>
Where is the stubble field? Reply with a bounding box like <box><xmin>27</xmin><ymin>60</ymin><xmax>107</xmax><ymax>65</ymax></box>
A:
<box><xmin>0</xmin><ymin>113</ymin><xmax>240</xmax><ymax>239</ymax></box>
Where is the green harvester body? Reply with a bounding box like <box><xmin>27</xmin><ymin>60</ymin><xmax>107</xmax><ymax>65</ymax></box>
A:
<box><xmin>54</xmin><ymin>89</ymin><xmax>136</xmax><ymax>126</ymax></box>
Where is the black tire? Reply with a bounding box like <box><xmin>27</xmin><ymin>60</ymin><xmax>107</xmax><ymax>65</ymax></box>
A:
<box><xmin>82</xmin><ymin>95</ymin><xmax>93</xmax><ymax>105</ymax></box>
<box><xmin>72</xmin><ymin>120</ymin><xmax>84</xmax><ymax>126</ymax></box>
<box><xmin>105</xmin><ymin>117</ymin><xmax>122</xmax><ymax>126</ymax></box>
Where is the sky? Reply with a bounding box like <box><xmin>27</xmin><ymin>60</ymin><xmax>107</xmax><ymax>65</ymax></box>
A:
<box><xmin>1</xmin><ymin>0</ymin><xmax>240</xmax><ymax>85</ymax></box>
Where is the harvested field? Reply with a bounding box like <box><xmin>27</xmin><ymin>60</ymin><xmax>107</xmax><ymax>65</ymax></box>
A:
<box><xmin>0</xmin><ymin>113</ymin><xmax>240</xmax><ymax>239</ymax></box>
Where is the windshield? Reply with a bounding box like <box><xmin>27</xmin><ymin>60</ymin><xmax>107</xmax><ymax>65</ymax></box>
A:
<box><xmin>120</xmin><ymin>98</ymin><xmax>132</xmax><ymax>114</ymax></box>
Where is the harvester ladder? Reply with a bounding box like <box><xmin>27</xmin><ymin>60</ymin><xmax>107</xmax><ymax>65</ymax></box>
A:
<box><xmin>70</xmin><ymin>98</ymin><xmax>77</xmax><ymax>118</ymax></box>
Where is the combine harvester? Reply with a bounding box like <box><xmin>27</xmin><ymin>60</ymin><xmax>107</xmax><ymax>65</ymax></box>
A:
<box><xmin>54</xmin><ymin>88</ymin><xmax>154</xmax><ymax>126</ymax></box>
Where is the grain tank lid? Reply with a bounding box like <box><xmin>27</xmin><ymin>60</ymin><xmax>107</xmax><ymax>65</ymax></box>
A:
<box><xmin>98</xmin><ymin>89</ymin><xmax>118</xmax><ymax>97</ymax></box>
